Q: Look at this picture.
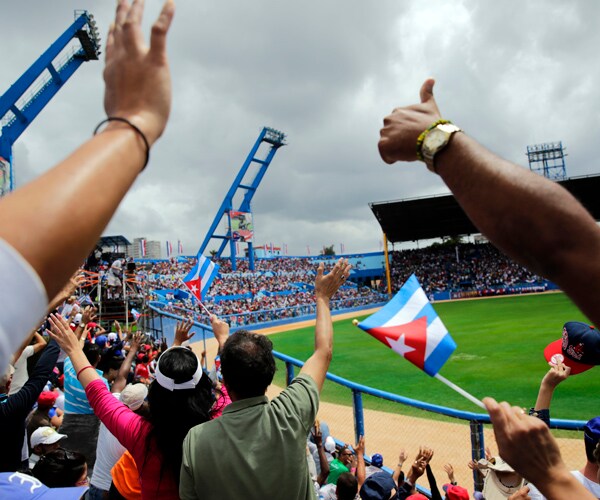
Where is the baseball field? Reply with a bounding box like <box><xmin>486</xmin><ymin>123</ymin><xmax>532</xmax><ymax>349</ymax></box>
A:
<box><xmin>269</xmin><ymin>291</ymin><xmax>594</xmax><ymax>421</ymax></box>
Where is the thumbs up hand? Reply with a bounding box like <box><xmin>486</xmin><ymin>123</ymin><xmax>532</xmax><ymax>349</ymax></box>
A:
<box><xmin>378</xmin><ymin>78</ymin><xmax>442</xmax><ymax>164</ymax></box>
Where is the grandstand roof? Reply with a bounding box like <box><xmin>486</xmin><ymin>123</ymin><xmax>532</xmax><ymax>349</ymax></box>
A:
<box><xmin>369</xmin><ymin>174</ymin><xmax>600</xmax><ymax>243</ymax></box>
<box><xmin>98</xmin><ymin>235</ymin><xmax>131</xmax><ymax>248</ymax></box>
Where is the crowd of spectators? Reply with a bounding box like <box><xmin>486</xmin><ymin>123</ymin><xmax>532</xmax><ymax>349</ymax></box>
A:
<box><xmin>142</xmin><ymin>257</ymin><xmax>387</xmax><ymax>327</ymax></box>
<box><xmin>390</xmin><ymin>243</ymin><xmax>544</xmax><ymax>297</ymax></box>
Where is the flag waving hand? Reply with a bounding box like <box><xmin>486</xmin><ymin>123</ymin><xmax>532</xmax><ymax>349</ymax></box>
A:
<box><xmin>357</xmin><ymin>274</ymin><xmax>456</xmax><ymax>376</ymax></box>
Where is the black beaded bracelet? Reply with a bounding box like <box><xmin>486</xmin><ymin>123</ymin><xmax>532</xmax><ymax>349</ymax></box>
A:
<box><xmin>94</xmin><ymin>117</ymin><xmax>150</xmax><ymax>170</ymax></box>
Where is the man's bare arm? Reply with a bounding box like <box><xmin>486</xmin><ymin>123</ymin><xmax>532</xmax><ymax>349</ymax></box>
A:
<box><xmin>299</xmin><ymin>259</ymin><xmax>351</xmax><ymax>391</ymax></box>
<box><xmin>379</xmin><ymin>79</ymin><xmax>600</xmax><ymax>326</ymax></box>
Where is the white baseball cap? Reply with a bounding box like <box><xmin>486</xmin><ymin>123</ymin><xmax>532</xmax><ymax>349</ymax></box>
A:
<box><xmin>30</xmin><ymin>426</ymin><xmax>68</xmax><ymax>448</ymax></box>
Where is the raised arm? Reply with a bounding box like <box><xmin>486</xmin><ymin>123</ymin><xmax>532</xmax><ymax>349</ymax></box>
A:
<box><xmin>531</xmin><ymin>361</ymin><xmax>570</xmax><ymax>424</ymax></box>
<box><xmin>299</xmin><ymin>259</ymin><xmax>351</xmax><ymax>391</ymax></box>
<box><xmin>112</xmin><ymin>332</ymin><xmax>142</xmax><ymax>393</ymax></box>
<box><xmin>210</xmin><ymin>315</ymin><xmax>230</xmax><ymax>354</ymax></box>
<box><xmin>378</xmin><ymin>79</ymin><xmax>600</xmax><ymax>327</ymax></box>
<box><xmin>0</xmin><ymin>0</ymin><xmax>175</xmax><ymax>302</ymax></box>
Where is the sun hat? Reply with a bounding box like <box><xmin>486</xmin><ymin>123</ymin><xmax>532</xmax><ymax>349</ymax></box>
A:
<box><xmin>360</xmin><ymin>472</ymin><xmax>397</xmax><ymax>500</ymax></box>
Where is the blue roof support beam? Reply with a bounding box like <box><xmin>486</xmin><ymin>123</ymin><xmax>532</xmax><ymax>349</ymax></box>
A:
<box><xmin>0</xmin><ymin>10</ymin><xmax>100</xmax><ymax>196</ymax></box>
<box><xmin>197</xmin><ymin>127</ymin><xmax>286</xmax><ymax>271</ymax></box>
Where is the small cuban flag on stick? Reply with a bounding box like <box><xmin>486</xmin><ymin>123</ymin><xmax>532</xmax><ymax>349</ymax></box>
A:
<box><xmin>182</xmin><ymin>255</ymin><xmax>219</xmax><ymax>316</ymax></box>
<box><xmin>354</xmin><ymin>274</ymin><xmax>484</xmax><ymax>409</ymax></box>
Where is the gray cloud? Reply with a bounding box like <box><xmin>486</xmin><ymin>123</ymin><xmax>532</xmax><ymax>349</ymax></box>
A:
<box><xmin>1</xmin><ymin>0</ymin><xmax>599</xmax><ymax>257</ymax></box>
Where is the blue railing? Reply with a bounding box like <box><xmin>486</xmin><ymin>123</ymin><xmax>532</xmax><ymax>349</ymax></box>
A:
<box><xmin>147</xmin><ymin>304</ymin><xmax>586</xmax><ymax>495</ymax></box>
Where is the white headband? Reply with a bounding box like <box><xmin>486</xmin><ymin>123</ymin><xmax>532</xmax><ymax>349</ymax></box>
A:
<box><xmin>154</xmin><ymin>346</ymin><xmax>203</xmax><ymax>391</ymax></box>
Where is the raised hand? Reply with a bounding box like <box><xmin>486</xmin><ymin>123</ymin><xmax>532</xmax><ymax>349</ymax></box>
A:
<box><xmin>378</xmin><ymin>78</ymin><xmax>442</xmax><ymax>164</ymax></box>
<box><xmin>103</xmin><ymin>0</ymin><xmax>176</xmax><ymax>146</ymax></box>
<box><xmin>444</xmin><ymin>463</ymin><xmax>456</xmax><ymax>483</ymax></box>
<box><xmin>314</xmin><ymin>258</ymin><xmax>352</xmax><ymax>301</ymax></box>
<box><xmin>48</xmin><ymin>314</ymin><xmax>81</xmax><ymax>355</ymax></box>
<box><xmin>210</xmin><ymin>315</ymin><xmax>230</xmax><ymax>351</ymax></box>
<box><xmin>174</xmin><ymin>319</ymin><xmax>195</xmax><ymax>346</ymax></box>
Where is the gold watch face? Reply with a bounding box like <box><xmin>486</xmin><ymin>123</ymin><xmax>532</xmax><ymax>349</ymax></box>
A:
<box><xmin>423</xmin><ymin>128</ymin><xmax>448</xmax><ymax>153</ymax></box>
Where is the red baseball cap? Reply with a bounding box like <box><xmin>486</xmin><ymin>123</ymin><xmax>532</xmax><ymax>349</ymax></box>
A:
<box><xmin>544</xmin><ymin>322</ymin><xmax>600</xmax><ymax>375</ymax></box>
<box><xmin>442</xmin><ymin>484</ymin><xmax>469</xmax><ymax>500</ymax></box>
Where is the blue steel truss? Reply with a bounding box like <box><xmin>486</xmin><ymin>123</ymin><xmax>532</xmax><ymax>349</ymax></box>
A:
<box><xmin>197</xmin><ymin>127</ymin><xmax>286</xmax><ymax>271</ymax></box>
<box><xmin>0</xmin><ymin>10</ymin><xmax>101</xmax><ymax>196</ymax></box>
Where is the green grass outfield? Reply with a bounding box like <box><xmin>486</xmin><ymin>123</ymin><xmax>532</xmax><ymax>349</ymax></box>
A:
<box><xmin>270</xmin><ymin>292</ymin><xmax>596</xmax><ymax>421</ymax></box>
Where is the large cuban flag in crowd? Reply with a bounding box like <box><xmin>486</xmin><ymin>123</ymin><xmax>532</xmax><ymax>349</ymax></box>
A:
<box><xmin>183</xmin><ymin>255</ymin><xmax>219</xmax><ymax>301</ymax></box>
<box><xmin>356</xmin><ymin>274</ymin><xmax>456</xmax><ymax>376</ymax></box>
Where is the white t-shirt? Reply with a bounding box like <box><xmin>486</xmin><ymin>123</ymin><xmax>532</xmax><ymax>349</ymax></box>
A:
<box><xmin>90</xmin><ymin>393</ymin><xmax>126</xmax><ymax>491</ymax></box>
<box><xmin>0</xmin><ymin>239</ymin><xmax>47</xmax><ymax>377</ymax></box>
<box><xmin>9</xmin><ymin>345</ymin><xmax>35</xmax><ymax>395</ymax></box>
<box><xmin>527</xmin><ymin>470</ymin><xmax>600</xmax><ymax>499</ymax></box>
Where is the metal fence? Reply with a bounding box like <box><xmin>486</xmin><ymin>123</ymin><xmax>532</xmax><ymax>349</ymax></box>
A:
<box><xmin>148</xmin><ymin>304</ymin><xmax>587</xmax><ymax>496</ymax></box>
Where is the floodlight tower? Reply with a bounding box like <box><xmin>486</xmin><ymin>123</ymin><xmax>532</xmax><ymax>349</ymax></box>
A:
<box><xmin>526</xmin><ymin>141</ymin><xmax>567</xmax><ymax>180</ymax></box>
<box><xmin>197</xmin><ymin>127</ymin><xmax>286</xmax><ymax>271</ymax></box>
<box><xmin>0</xmin><ymin>10</ymin><xmax>101</xmax><ymax>196</ymax></box>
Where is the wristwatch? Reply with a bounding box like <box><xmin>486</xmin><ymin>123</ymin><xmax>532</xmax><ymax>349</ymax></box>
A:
<box><xmin>421</xmin><ymin>123</ymin><xmax>462</xmax><ymax>172</ymax></box>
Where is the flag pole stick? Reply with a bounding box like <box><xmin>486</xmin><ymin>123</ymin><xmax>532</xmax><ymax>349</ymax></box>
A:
<box><xmin>433</xmin><ymin>373</ymin><xmax>485</xmax><ymax>410</ymax></box>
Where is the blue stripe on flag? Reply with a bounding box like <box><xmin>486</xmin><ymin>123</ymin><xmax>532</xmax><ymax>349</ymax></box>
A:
<box><xmin>423</xmin><ymin>333</ymin><xmax>457</xmax><ymax>376</ymax></box>
<box><xmin>359</xmin><ymin>274</ymin><xmax>422</xmax><ymax>330</ymax></box>
<box><xmin>415</xmin><ymin>301</ymin><xmax>439</xmax><ymax>327</ymax></box>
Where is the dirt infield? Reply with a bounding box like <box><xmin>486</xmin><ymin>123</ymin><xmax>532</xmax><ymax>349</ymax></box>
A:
<box><xmin>190</xmin><ymin>308</ymin><xmax>583</xmax><ymax>489</ymax></box>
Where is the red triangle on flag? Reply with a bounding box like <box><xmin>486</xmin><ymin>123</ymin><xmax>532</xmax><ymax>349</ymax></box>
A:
<box><xmin>365</xmin><ymin>317</ymin><xmax>428</xmax><ymax>370</ymax></box>
<box><xmin>184</xmin><ymin>278</ymin><xmax>202</xmax><ymax>300</ymax></box>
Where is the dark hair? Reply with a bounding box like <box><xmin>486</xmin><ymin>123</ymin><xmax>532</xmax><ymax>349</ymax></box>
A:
<box><xmin>336</xmin><ymin>472</ymin><xmax>358</xmax><ymax>500</ymax></box>
<box><xmin>83</xmin><ymin>343</ymin><xmax>101</xmax><ymax>366</ymax></box>
<box><xmin>220</xmin><ymin>330</ymin><xmax>276</xmax><ymax>399</ymax></box>
<box><xmin>146</xmin><ymin>348</ymin><xmax>214</xmax><ymax>484</ymax></box>
<box><xmin>32</xmin><ymin>448</ymin><xmax>86</xmax><ymax>487</ymax></box>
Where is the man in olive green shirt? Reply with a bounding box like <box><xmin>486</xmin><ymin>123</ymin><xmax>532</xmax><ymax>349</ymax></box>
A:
<box><xmin>180</xmin><ymin>259</ymin><xmax>351</xmax><ymax>500</ymax></box>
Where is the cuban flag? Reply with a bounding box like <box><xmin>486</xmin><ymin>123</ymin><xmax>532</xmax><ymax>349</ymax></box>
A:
<box><xmin>356</xmin><ymin>274</ymin><xmax>456</xmax><ymax>376</ymax></box>
<box><xmin>178</xmin><ymin>240</ymin><xmax>184</xmax><ymax>254</ymax></box>
<box><xmin>183</xmin><ymin>255</ymin><xmax>219</xmax><ymax>301</ymax></box>
<box><xmin>166</xmin><ymin>241</ymin><xmax>173</xmax><ymax>258</ymax></box>
<box><xmin>140</xmin><ymin>239</ymin><xmax>147</xmax><ymax>257</ymax></box>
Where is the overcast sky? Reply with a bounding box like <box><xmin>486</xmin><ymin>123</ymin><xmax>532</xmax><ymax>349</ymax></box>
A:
<box><xmin>2</xmin><ymin>1</ymin><xmax>599</xmax><ymax>257</ymax></box>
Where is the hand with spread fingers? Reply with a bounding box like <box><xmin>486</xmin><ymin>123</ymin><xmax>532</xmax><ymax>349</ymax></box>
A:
<box><xmin>173</xmin><ymin>319</ymin><xmax>195</xmax><ymax>346</ymax></box>
<box><xmin>48</xmin><ymin>314</ymin><xmax>81</xmax><ymax>356</ymax></box>
<box><xmin>103</xmin><ymin>0</ymin><xmax>176</xmax><ymax>146</ymax></box>
<box><xmin>315</xmin><ymin>258</ymin><xmax>352</xmax><ymax>301</ymax></box>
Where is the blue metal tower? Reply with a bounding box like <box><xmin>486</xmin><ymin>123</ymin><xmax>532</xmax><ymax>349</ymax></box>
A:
<box><xmin>197</xmin><ymin>127</ymin><xmax>286</xmax><ymax>271</ymax></box>
<box><xmin>0</xmin><ymin>10</ymin><xmax>101</xmax><ymax>196</ymax></box>
<box><xmin>526</xmin><ymin>141</ymin><xmax>567</xmax><ymax>181</ymax></box>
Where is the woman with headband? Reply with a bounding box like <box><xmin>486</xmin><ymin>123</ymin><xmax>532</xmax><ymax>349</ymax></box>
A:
<box><xmin>48</xmin><ymin>313</ymin><xmax>226</xmax><ymax>500</ymax></box>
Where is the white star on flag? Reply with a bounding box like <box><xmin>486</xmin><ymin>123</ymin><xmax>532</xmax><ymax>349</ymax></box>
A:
<box><xmin>386</xmin><ymin>333</ymin><xmax>415</xmax><ymax>358</ymax></box>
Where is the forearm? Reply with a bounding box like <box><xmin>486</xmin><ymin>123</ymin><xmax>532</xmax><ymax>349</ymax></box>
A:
<box><xmin>112</xmin><ymin>345</ymin><xmax>137</xmax><ymax>393</ymax></box>
<box><xmin>316</xmin><ymin>445</ymin><xmax>330</xmax><ymax>485</ymax></box>
<box><xmin>0</xmin><ymin>125</ymin><xmax>145</xmax><ymax>299</ymax></box>
<box><xmin>299</xmin><ymin>295</ymin><xmax>333</xmax><ymax>390</ymax></box>
<box><xmin>426</xmin><ymin>464</ymin><xmax>442</xmax><ymax>500</ymax></box>
<box><xmin>356</xmin><ymin>452</ymin><xmax>366</xmax><ymax>488</ymax></box>
<box><xmin>437</xmin><ymin>133</ymin><xmax>600</xmax><ymax>325</ymax></box>
<box><xmin>535</xmin><ymin>469</ymin><xmax>597</xmax><ymax>500</ymax></box>
<box><xmin>314</xmin><ymin>295</ymin><xmax>333</xmax><ymax>358</ymax></box>
<box><xmin>534</xmin><ymin>382</ymin><xmax>556</xmax><ymax>411</ymax></box>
